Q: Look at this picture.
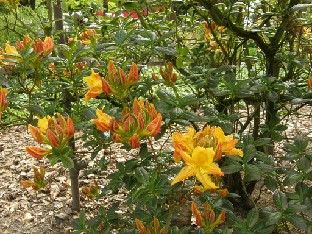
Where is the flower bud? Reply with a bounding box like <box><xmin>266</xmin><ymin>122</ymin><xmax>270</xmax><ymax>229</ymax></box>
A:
<box><xmin>25</xmin><ymin>146</ymin><xmax>51</xmax><ymax>159</ymax></box>
<box><xmin>129</xmin><ymin>134</ymin><xmax>140</xmax><ymax>148</ymax></box>
<box><xmin>47</xmin><ymin>129</ymin><xmax>60</xmax><ymax>147</ymax></box>
<box><xmin>28</xmin><ymin>124</ymin><xmax>45</xmax><ymax>143</ymax></box>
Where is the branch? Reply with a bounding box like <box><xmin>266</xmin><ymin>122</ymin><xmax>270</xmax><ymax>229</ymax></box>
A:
<box><xmin>196</xmin><ymin>0</ymin><xmax>270</xmax><ymax>54</ymax></box>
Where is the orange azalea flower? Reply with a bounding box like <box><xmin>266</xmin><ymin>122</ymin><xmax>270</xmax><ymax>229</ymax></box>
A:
<box><xmin>90</xmin><ymin>109</ymin><xmax>113</xmax><ymax>132</ymax></box>
<box><xmin>64</xmin><ymin>115</ymin><xmax>75</xmax><ymax>139</ymax></box>
<box><xmin>16</xmin><ymin>35</ymin><xmax>32</xmax><ymax>51</ymax></box>
<box><xmin>171</xmin><ymin>147</ymin><xmax>224</xmax><ymax>190</ymax></box>
<box><xmin>0</xmin><ymin>87</ymin><xmax>8</xmax><ymax>120</ymax></box>
<box><xmin>83</xmin><ymin>69</ymin><xmax>104</xmax><ymax>102</ymax></box>
<box><xmin>135</xmin><ymin>217</ymin><xmax>168</xmax><ymax>234</ymax></box>
<box><xmin>91</xmin><ymin>99</ymin><xmax>162</xmax><ymax>148</ymax></box>
<box><xmin>191</xmin><ymin>201</ymin><xmax>226</xmax><ymax>232</ymax></box>
<box><xmin>43</xmin><ymin>37</ymin><xmax>53</xmax><ymax>56</ymax></box>
<box><xmin>129</xmin><ymin>133</ymin><xmax>140</xmax><ymax>148</ymax></box>
<box><xmin>32</xmin><ymin>37</ymin><xmax>53</xmax><ymax>57</ymax></box>
<box><xmin>145</xmin><ymin>113</ymin><xmax>162</xmax><ymax>137</ymax></box>
<box><xmin>79</xmin><ymin>29</ymin><xmax>96</xmax><ymax>46</ymax></box>
<box><xmin>21</xmin><ymin>166</ymin><xmax>47</xmax><ymax>191</ymax></box>
<box><xmin>28</xmin><ymin>124</ymin><xmax>46</xmax><ymax>143</ymax></box>
<box><xmin>25</xmin><ymin>146</ymin><xmax>52</xmax><ymax>160</ymax></box>
<box><xmin>47</xmin><ymin>129</ymin><xmax>60</xmax><ymax>147</ymax></box>
<box><xmin>104</xmin><ymin>61</ymin><xmax>139</xmax><ymax>98</ymax></box>
<box><xmin>159</xmin><ymin>62</ymin><xmax>178</xmax><ymax>84</ymax></box>
<box><xmin>28</xmin><ymin>114</ymin><xmax>75</xmax><ymax>148</ymax></box>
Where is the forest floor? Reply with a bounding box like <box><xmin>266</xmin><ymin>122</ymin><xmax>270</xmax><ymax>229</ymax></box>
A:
<box><xmin>0</xmin><ymin>107</ymin><xmax>311</xmax><ymax>234</ymax></box>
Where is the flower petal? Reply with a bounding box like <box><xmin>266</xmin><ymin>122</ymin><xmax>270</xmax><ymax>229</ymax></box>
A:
<box><xmin>171</xmin><ymin>165</ymin><xmax>196</xmax><ymax>186</ymax></box>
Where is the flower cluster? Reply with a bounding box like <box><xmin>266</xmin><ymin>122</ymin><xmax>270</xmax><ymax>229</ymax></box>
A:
<box><xmin>1</xmin><ymin>35</ymin><xmax>53</xmax><ymax>64</ymax></box>
<box><xmin>0</xmin><ymin>87</ymin><xmax>8</xmax><ymax>120</ymax></box>
<box><xmin>204</xmin><ymin>21</ymin><xmax>225</xmax><ymax>53</ymax></box>
<box><xmin>49</xmin><ymin>61</ymin><xmax>86</xmax><ymax>79</ymax></box>
<box><xmin>171</xmin><ymin>125</ymin><xmax>243</xmax><ymax>190</ymax></box>
<box><xmin>192</xmin><ymin>201</ymin><xmax>226</xmax><ymax>233</ymax></box>
<box><xmin>83</xmin><ymin>61</ymin><xmax>139</xmax><ymax>102</ymax></box>
<box><xmin>135</xmin><ymin>217</ymin><xmax>168</xmax><ymax>234</ymax></box>
<box><xmin>20</xmin><ymin>166</ymin><xmax>47</xmax><ymax>191</ymax></box>
<box><xmin>68</xmin><ymin>29</ymin><xmax>97</xmax><ymax>46</ymax></box>
<box><xmin>26</xmin><ymin>114</ymin><xmax>75</xmax><ymax>159</ymax></box>
<box><xmin>91</xmin><ymin>99</ymin><xmax>162</xmax><ymax>148</ymax></box>
<box><xmin>159</xmin><ymin>62</ymin><xmax>178</xmax><ymax>84</ymax></box>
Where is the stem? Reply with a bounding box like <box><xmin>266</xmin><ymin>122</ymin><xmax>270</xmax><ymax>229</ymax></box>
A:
<box><xmin>147</xmin><ymin>137</ymin><xmax>160</xmax><ymax>173</ymax></box>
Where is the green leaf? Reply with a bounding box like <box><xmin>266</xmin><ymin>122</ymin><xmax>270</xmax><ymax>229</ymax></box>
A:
<box><xmin>29</xmin><ymin>104</ymin><xmax>46</xmax><ymax>117</ymax></box>
<box><xmin>157</xmin><ymin>90</ymin><xmax>176</xmax><ymax>105</ymax></box>
<box><xmin>115</xmin><ymin>29</ymin><xmax>127</xmax><ymax>44</ymax></box>
<box><xmin>294</xmin><ymin>137</ymin><xmax>309</xmax><ymax>152</ymax></box>
<box><xmin>273</xmin><ymin>191</ymin><xmax>288</xmax><ymax>210</ymax></box>
<box><xmin>244</xmin><ymin>164</ymin><xmax>261</xmax><ymax>182</ymax></box>
<box><xmin>155</xmin><ymin>46</ymin><xmax>176</xmax><ymax>55</ymax></box>
<box><xmin>290</xmin><ymin>4</ymin><xmax>312</xmax><ymax>12</ymax></box>
<box><xmin>221</xmin><ymin>162</ymin><xmax>242</xmax><ymax>174</ymax></box>
<box><xmin>297</xmin><ymin>156</ymin><xmax>310</xmax><ymax>173</ymax></box>
<box><xmin>267</xmin><ymin>90</ymin><xmax>279</xmax><ymax>102</ymax></box>
<box><xmin>287</xmin><ymin>204</ymin><xmax>308</xmax><ymax>213</ymax></box>
<box><xmin>247</xmin><ymin>208</ymin><xmax>259</xmax><ymax>228</ymax></box>
<box><xmin>283</xmin><ymin>172</ymin><xmax>303</xmax><ymax>186</ymax></box>
<box><xmin>243</xmin><ymin>145</ymin><xmax>257</xmax><ymax>163</ymax></box>
<box><xmin>178</xmin><ymin>94</ymin><xmax>200</xmax><ymax>107</ymax></box>
<box><xmin>134</xmin><ymin>167</ymin><xmax>149</xmax><ymax>186</ymax></box>
<box><xmin>295</xmin><ymin>183</ymin><xmax>310</xmax><ymax>200</ymax></box>
<box><xmin>176</xmin><ymin>57</ymin><xmax>183</xmax><ymax>68</ymax></box>
<box><xmin>59</xmin><ymin>155</ymin><xmax>74</xmax><ymax>169</ymax></box>
<box><xmin>139</xmin><ymin>143</ymin><xmax>148</xmax><ymax>159</ymax></box>
<box><xmin>253</xmin><ymin>138</ymin><xmax>271</xmax><ymax>147</ymax></box>
<box><xmin>286</xmin><ymin>214</ymin><xmax>308</xmax><ymax>230</ymax></box>
<box><xmin>265</xmin><ymin>175</ymin><xmax>278</xmax><ymax>191</ymax></box>
<box><xmin>265</xmin><ymin>211</ymin><xmax>282</xmax><ymax>226</ymax></box>
<box><xmin>274</xmin><ymin>124</ymin><xmax>287</xmax><ymax>131</ymax></box>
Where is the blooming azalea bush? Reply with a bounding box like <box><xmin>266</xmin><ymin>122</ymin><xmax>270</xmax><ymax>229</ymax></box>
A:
<box><xmin>1</xmin><ymin>1</ymin><xmax>311</xmax><ymax>233</ymax></box>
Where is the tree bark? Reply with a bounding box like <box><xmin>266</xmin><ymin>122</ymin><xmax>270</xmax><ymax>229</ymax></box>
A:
<box><xmin>53</xmin><ymin>0</ymin><xmax>66</xmax><ymax>44</ymax></box>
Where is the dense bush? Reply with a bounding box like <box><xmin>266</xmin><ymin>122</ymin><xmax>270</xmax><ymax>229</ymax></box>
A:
<box><xmin>0</xmin><ymin>0</ymin><xmax>311</xmax><ymax>233</ymax></box>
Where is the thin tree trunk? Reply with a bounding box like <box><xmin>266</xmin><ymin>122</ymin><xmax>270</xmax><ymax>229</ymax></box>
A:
<box><xmin>53</xmin><ymin>0</ymin><xmax>66</xmax><ymax>44</ymax></box>
<box><xmin>53</xmin><ymin>0</ymin><xmax>80</xmax><ymax>211</ymax></box>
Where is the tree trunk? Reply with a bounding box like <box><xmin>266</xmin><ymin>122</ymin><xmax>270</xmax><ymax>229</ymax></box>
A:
<box><xmin>53</xmin><ymin>0</ymin><xmax>66</xmax><ymax>44</ymax></box>
<box><xmin>29</xmin><ymin>0</ymin><xmax>35</xmax><ymax>9</ymax></box>
<box><xmin>44</xmin><ymin>0</ymin><xmax>53</xmax><ymax>37</ymax></box>
<box><xmin>103</xmin><ymin>0</ymin><xmax>108</xmax><ymax>13</ymax></box>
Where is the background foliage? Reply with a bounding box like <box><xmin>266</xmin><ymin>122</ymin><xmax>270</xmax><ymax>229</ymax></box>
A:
<box><xmin>0</xmin><ymin>0</ymin><xmax>311</xmax><ymax>233</ymax></box>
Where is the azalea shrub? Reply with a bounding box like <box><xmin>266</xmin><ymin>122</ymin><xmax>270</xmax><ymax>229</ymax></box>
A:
<box><xmin>0</xmin><ymin>0</ymin><xmax>311</xmax><ymax>233</ymax></box>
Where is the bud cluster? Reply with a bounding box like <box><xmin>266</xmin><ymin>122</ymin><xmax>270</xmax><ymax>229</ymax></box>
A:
<box><xmin>26</xmin><ymin>114</ymin><xmax>75</xmax><ymax>159</ymax></box>
<box><xmin>91</xmin><ymin>99</ymin><xmax>162</xmax><ymax>148</ymax></box>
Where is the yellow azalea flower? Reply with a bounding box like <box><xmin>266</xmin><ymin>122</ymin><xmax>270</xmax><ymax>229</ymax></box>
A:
<box><xmin>171</xmin><ymin>146</ymin><xmax>224</xmax><ymax>189</ymax></box>
<box><xmin>4</xmin><ymin>43</ymin><xmax>22</xmax><ymax>62</ymax></box>
<box><xmin>172</xmin><ymin>126</ymin><xmax>196</xmax><ymax>162</ymax></box>
<box><xmin>83</xmin><ymin>69</ymin><xmax>103</xmax><ymax>102</ymax></box>
<box><xmin>214</xmin><ymin>127</ymin><xmax>243</xmax><ymax>157</ymax></box>
<box><xmin>37</xmin><ymin>116</ymin><xmax>53</xmax><ymax>134</ymax></box>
